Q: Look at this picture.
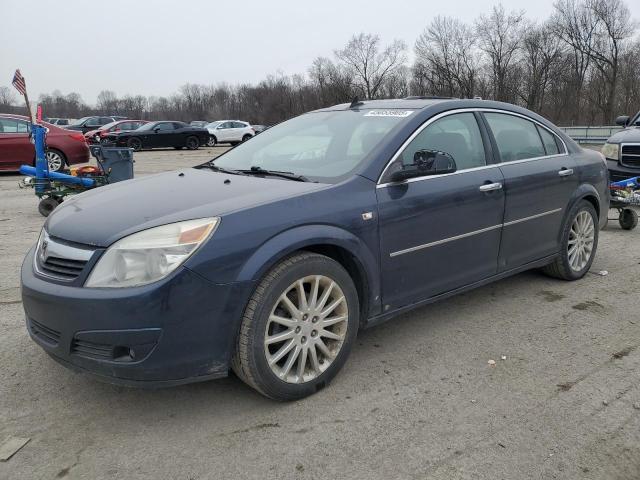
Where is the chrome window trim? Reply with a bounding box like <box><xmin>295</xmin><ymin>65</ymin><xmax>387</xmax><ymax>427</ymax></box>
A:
<box><xmin>376</xmin><ymin>108</ymin><xmax>569</xmax><ymax>188</ymax></box>
<box><xmin>389</xmin><ymin>208</ymin><xmax>563</xmax><ymax>258</ymax></box>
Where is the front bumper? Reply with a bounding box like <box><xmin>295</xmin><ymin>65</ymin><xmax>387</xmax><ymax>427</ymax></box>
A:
<box><xmin>21</xmin><ymin>246</ymin><xmax>253</xmax><ymax>386</ymax></box>
<box><xmin>606</xmin><ymin>158</ymin><xmax>640</xmax><ymax>182</ymax></box>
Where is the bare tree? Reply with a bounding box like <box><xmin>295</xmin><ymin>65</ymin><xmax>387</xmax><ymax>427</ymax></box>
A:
<box><xmin>414</xmin><ymin>16</ymin><xmax>479</xmax><ymax>98</ymax></box>
<box><xmin>476</xmin><ymin>5</ymin><xmax>525</xmax><ymax>102</ymax></box>
<box><xmin>0</xmin><ymin>86</ymin><xmax>17</xmax><ymax>110</ymax></box>
<box><xmin>334</xmin><ymin>33</ymin><xmax>407</xmax><ymax>99</ymax></box>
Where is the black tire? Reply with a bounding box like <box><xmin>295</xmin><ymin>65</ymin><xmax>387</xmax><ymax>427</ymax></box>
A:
<box><xmin>186</xmin><ymin>136</ymin><xmax>199</xmax><ymax>150</ymax></box>
<box><xmin>207</xmin><ymin>135</ymin><xmax>217</xmax><ymax>147</ymax></box>
<box><xmin>231</xmin><ymin>252</ymin><xmax>360</xmax><ymax>401</ymax></box>
<box><xmin>38</xmin><ymin>197</ymin><xmax>59</xmax><ymax>217</ymax></box>
<box><xmin>542</xmin><ymin>200</ymin><xmax>599</xmax><ymax>280</ymax></box>
<box><xmin>127</xmin><ymin>137</ymin><xmax>142</xmax><ymax>151</ymax></box>
<box><xmin>619</xmin><ymin>209</ymin><xmax>638</xmax><ymax>230</ymax></box>
<box><xmin>242</xmin><ymin>134</ymin><xmax>252</xmax><ymax>142</ymax></box>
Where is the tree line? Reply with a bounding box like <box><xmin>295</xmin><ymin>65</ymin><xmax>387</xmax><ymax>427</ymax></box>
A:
<box><xmin>1</xmin><ymin>0</ymin><xmax>638</xmax><ymax>127</ymax></box>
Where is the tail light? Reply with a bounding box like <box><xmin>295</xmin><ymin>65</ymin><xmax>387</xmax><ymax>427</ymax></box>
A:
<box><xmin>68</xmin><ymin>132</ymin><xmax>86</xmax><ymax>142</ymax></box>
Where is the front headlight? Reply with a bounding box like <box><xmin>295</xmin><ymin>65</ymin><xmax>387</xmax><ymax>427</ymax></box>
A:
<box><xmin>85</xmin><ymin>217</ymin><xmax>219</xmax><ymax>288</ymax></box>
<box><xmin>601</xmin><ymin>143</ymin><xmax>620</xmax><ymax>160</ymax></box>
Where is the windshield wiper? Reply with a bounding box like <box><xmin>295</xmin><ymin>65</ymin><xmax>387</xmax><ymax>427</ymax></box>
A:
<box><xmin>196</xmin><ymin>161</ymin><xmax>244</xmax><ymax>176</ymax></box>
<box><xmin>239</xmin><ymin>166</ymin><xmax>310</xmax><ymax>182</ymax></box>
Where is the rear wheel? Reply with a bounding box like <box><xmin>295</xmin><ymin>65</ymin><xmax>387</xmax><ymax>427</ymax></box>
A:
<box><xmin>186</xmin><ymin>136</ymin><xmax>199</xmax><ymax>150</ymax></box>
<box><xmin>242</xmin><ymin>134</ymin><xmax>252</xmax><ymax>142</ymax></box>
<box><xmin>619</xmin><ymin>209</ymin><xmax>638</xmax><ymax>230</ymax></box>
<box><xmin>38</xmin><ymin>197</ymin><xmax>60</xmax><ymax>217</ymax></box>
<box><xmin>127</xmin><ymin>137</ymin><xmax>142</xmax><ymax>151</ymax></box>
<box><xmin>45</xmin><ymin>149</ymin><xmax>66</xmax><ymax>172</ymax></box>
<box><xmin>542</xmin><ymin>200</ymin><xmax>598</xmax><ymax>280</ymax></box>
<box><xmin>232</xmin><ymin>252</ymin><xmax>359</xmax><ymax>400</ymax></box>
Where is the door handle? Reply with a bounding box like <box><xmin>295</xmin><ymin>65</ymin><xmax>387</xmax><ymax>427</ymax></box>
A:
<box><xmin>558</xmin><ymin>168</ymin><xmax>574</xmax><ymax>177</ymax></box>
<box><xmin>479</xmin><ymin>182</ymin><xmax>503</xmax><ymax>192</ymax></box>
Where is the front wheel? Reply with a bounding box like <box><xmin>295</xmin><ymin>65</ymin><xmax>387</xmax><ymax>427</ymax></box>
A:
<box><xmin>207</xmin><ymin>135</ymin><xmax>217</xmax><ymax>147</ymax></box>
<box><xmin>45</xmin><ymin>149</ymin><xmax>66</xmax><ymax>173</ymax></box>
<box><xmin>127</xmin><ymin>137</ymin><xmax>142</xmax><ymax>151</ymax></box>
<box><xmin>232</xmin><ymin>252</ymin><xmax>359</xmax><ymax>400</ymax></box>
<box><xmin>542</xmin><ymin>200</ymin><xmax>598</xmax><ymax>280</ymax></box>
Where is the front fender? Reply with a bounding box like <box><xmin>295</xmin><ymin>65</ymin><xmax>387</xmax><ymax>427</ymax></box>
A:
<box><xmin>236</xmin><ymin>224</ymin><xmax>381</xmax><ymax>315</ymax></box>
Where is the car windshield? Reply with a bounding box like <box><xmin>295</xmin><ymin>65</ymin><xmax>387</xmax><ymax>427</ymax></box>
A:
<box><xmin>69</xmin><ymin>116</ymin><xmax>91</xmax><ymax>126</ymax></box>
<box><xmin>206</xmin><ymin>121</ymin><xmax>222</xmax><ymax>129</ymax></box>
<box><xmin>211</xmin><ymin>110</ymin><xmax>412</xmax><ymax>182</ymax></box>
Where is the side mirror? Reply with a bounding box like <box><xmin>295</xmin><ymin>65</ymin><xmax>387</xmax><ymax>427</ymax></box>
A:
<box><xmin>390</xmin><ymin>149</ymin><xmax>457</xmax><ymax>182</ymax></box>
<box><xmin>615</xmin><ymin>115</ymin><xmax>630</xmax><ymax>126</ymax></box>
<box><xmin>153</xmin><ymin>127</ymin><xmax>161</xmax><ymax>132</ymax></box>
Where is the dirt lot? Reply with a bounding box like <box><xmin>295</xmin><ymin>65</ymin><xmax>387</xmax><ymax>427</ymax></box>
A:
<box><xmin>1</xmin><ymin>147</ymin><xmax>639</xmax><ymax>480</ymax></box>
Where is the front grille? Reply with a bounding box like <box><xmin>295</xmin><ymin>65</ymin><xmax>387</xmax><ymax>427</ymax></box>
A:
<box><xmin>30</xmin><ymin>318</ymin><xmax>61</xmax><ymax>346</ymax></box>
<box><xmin>35</xmin><ymin>231</ymin><xmax>94</xmax><ymax>282</ymax></box>
<box><xmin>40</xmin><ymin>256</ymin><xmax>87</xmax><ymax>280</ymax></box>
<box><xmin>71</xmin><ymin>338</ymin><xmax>113</xmax><ymax>360</ymax></box>
<box><xmin>621</xmin><ymin>144</ymin><xmax>640</xmax><ymax>168</ymax></box>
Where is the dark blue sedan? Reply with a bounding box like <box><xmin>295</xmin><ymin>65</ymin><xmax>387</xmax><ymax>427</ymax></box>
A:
<box><xmin>21</xmin><ymin>98</ymin><xmax>609</xmax><ymax>400</ymax></box>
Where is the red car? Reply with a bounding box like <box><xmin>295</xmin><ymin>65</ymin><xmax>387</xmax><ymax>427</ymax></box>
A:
<box><xmin>84</xmin><ymin>119</ymin><xmax>149</xmax><ymax>144</ymax></box>
<box><xmin>0</xmin><ymin>114</ymin><xmax>89</xmax><ymax>172</ymax></box>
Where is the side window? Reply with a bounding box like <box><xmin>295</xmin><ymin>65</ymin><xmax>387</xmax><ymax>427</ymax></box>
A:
<box><xmin>156</xmin><ymin>123</ymin><xmax>174</xmax><ymax>131</ymax></box>
<box><xmin>85</xmin><ymin>117</ymin><xmax>101</xmax><ymax>127</ymax></box>
<box><xmin>484</xmin><ymin>113</ymin><xmax>545</xmax><ymax>162</ymax></box>
<box><xmin>396</xmin><ymin>112</ymin><xmax>486</xmax><ymax>172</ymax></box>
<box><xmin>0</xmin><ymin>118</ymin><xmax>20</xmax><ymax>133</ymax></box>
<box><xmin>17</xmin><ymin>120</ymin><xmax>30</xmax><ymax>133</ymax></box>
<box><xmin>221</xmin><ymin>122</ymin><xmax>233</xmax><ymax>129</ymax></box>
<box><xmin>234</xmin><ymin>122</ymin><xmax>247</xmax><ymax>129</ymax></box>
<box><xmin>537</xmin><ymin>125</ymin><xmax>561</xmax><ymax>155</ymax></box>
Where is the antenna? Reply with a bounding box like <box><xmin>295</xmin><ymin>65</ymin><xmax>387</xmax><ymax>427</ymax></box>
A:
<box><xmin>349</xmin><ymin>96</ymin><xmax>364</xmax><ymax>108</ymax></box>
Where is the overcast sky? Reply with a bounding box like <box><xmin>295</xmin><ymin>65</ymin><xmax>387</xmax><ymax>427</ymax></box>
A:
<box><xmin>1</xmin><ymin>0</ymin><xmax>638</xmax><ymax>104</ymax></box>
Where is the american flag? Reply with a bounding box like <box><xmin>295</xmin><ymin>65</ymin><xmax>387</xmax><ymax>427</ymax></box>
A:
<box><xmin>12</xmin><ymin>69</ymin><xmax>26</xmax><ymax>95</ymax></box>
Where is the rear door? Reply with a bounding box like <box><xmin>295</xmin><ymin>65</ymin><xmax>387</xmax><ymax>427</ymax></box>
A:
<box><xmin>376</xmin><ymin>112</ymin><xmax>505</xmax><ymax>309</ymax></box>
<box><xmin>481</xmin><ymin>111</ymin><xmax>577</xmax><ymax>270</ymax></box>
<box><xmin>0</xmin><ymin>118</ymin><xmax>32</xmax><ymax>170</ymax></box>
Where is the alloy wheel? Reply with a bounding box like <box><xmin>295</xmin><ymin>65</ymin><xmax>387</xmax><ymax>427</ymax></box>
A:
<box><xmin>568</xmin><ymin>210</ymin><xmax>595</xmax><ymax>272</ymax></box>
<box><xmin>46</xmin><ymin>151</ymin><xmax>63</xmax><ymax>172</ymax></box>
<box><xmin>207</xmin><ymin>136</ymin><xmax>216</xmax><ymax>147</ymax></box>
<box><xmin>263</xmin><ymin>275</ymin><xmax>349</xmax><ymax>384</ymax></box>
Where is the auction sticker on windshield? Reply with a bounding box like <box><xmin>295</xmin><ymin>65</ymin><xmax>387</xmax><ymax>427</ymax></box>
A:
<box><xmin>364</xmin><ymin>110</ymin><xmax>413</xmax><ymax>118</ymax></box>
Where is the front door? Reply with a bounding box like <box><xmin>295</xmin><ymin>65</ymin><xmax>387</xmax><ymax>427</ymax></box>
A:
<box><xmin>150</xmin><ymin>122</ymin><xmax>176</xmax><ymax>148</ymax></box>
<box><xmin>481</xmin><ymin>112</ymin><xmax>578</xmax><ymax>270</ymax></box>
<box><xmin>377</xmin><ymin>112</ymin><xmax>505</xmax><ymax>310</ymax></box>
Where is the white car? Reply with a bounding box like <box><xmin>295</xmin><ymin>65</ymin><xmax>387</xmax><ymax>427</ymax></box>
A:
<box><xmin>205</xmin><ymin>120</ymin><xmax>255</xmax><ymax>146</ymax></box>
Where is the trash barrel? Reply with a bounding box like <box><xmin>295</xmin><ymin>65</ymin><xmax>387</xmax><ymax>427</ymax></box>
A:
<box><xmin>92</xmin><ymin>146</ymin><xmax>135</xmax><ymax>183</ymax></box>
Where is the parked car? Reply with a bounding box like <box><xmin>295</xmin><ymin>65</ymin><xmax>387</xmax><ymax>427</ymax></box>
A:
<box><xmin>21</xmin><ymin>98</ymin><xmax>608</xmax><ymax>400</ymax></box>
<box><xmin>206</xmin><ymin>120</ymin><xmax>254</xmax><ymax>146</ymax></box>
<box><xmin>190</xmin><ymin>121</ymin><xmax>209</xmax><ymax>128</ymax></box>
<box><xmin>0</xmin><ymin>114</ymin><xmax>89</xmax><ymax>172</ymax></box>
<box><xmin>45</xmin><ymin>118</ymin><xmax>73</xmax><ymax>126</ymax></box>
<box><xmin>84</xmin><ymin>120</ymin><xmax>149</xmax><ymax>144</ymax></box>
<box><xmin>105</xmin><ymin>121</ymin><xmax>209</xmax><ymax>151</ymax></box>
<box><xmin>251</xmin><ymin>125</ymin><xmax>269</xmax><ymax>135</ymax></box>
<box><xmin>65</xmin><ymin>116</ymin><xmax>125</xmax><ymax>134</ymax></box>
<box><xmin>602</xmin><ymin>110</ymin><xmax>640</xmax><ymax>182</ymax></box>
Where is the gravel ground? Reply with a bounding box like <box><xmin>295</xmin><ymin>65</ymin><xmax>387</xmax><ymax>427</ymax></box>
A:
<box><xmin>0</xmin><ymin>147</ymin><xmax>639</xmax><ymax>480</ymax></box>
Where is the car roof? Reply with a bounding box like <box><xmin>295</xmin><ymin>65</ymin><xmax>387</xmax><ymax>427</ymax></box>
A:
<box><xmin>314</xmin><ymin>97</ymin><xmax>457</xmax><ymax>112</ymax></box>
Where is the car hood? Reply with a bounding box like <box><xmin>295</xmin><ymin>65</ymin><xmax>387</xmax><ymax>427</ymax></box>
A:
<box><xmin>46</xmin><ymin>168</ymin><xmax>327</xmax><ymax>247</ymax></box>
<box><xmin>608</xmin><ymin>127</ymin><xmax>640</xmax><ymax>144</ymax></box>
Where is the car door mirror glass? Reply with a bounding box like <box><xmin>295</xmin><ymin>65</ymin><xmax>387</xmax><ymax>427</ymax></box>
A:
<box><xmin>390</xmin><ymin>149</ymin><xmax>457</xmax><ymax>182</ymax></box>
